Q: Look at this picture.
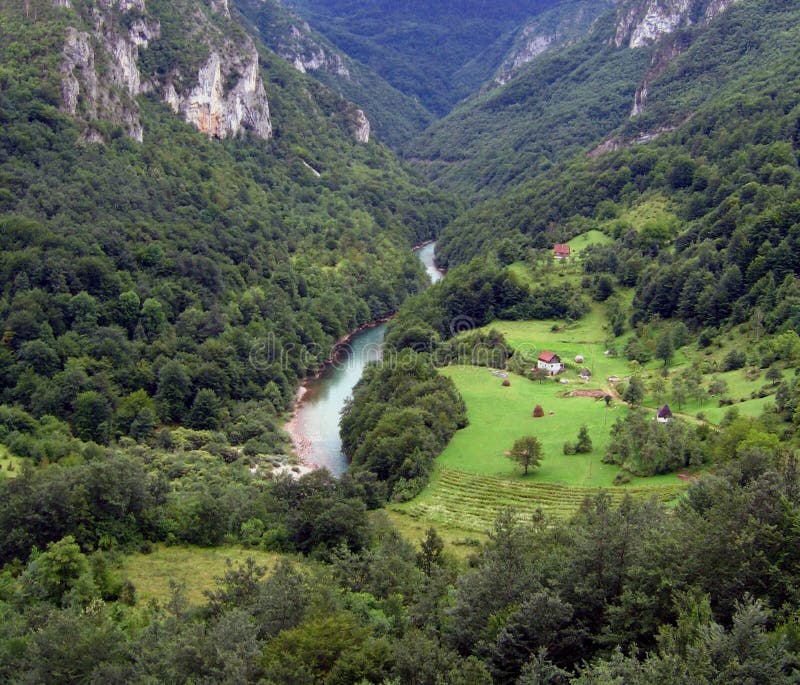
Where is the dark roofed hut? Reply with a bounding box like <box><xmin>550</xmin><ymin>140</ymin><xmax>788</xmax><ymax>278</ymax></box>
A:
<box><xmin>656</xmin><ymin>404</ymin><xmax>674</xmax><ymax>423</ymax></box>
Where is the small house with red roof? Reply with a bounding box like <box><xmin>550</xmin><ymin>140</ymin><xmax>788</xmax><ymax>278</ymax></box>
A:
<box><xmin>656</xmin><ymin>404</ymin><xmax>674</xmax><ymax>423</ymax></box>
<box><xmin>537</xmin><ymin>351</ymin><xmax>564</xmax><ymax>375</ymax></box>
<box><xmin>553</xmin><ymin>243</ymin><xmax>571</xmax><ymax>259</ymax></box>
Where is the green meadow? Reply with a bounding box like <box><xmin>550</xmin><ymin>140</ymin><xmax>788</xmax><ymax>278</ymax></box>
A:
<box><xmin>0</xmin><ymin>445</ymin><xmax>21</xmax><ymax>479</ymax></box>
<box><xmin>437</xmin><ymin>365</ymin><xmax>626</xmax><ymax>487</ymax></box>
<box><xmin>391</xmin><ymin>276</ymin><xmax>787</xmax><ymax>535</ymax></box>
<box><xmin>567</xmin><ymin>229</ymin><xmax>614</xmax><ymax>254</ymax></box>
<box><xmin>120</xmin><ymin>545</ymin><xmax>290</xmax><ymax>606</ymax></box>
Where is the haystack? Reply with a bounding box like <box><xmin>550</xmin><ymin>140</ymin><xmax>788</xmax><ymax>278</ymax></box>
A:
<box><xmin>533</xmin><ymin>404</ymin><xmax>545</xmax><ymax>418</ymax></box>
<box><xmin>502</xmin><ymin>379</ymin><xmax>511</xmax><ymax>387</ymax></box>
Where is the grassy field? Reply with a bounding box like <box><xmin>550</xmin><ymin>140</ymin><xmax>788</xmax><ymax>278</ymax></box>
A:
<box><xmin>435</xmin><ymin>365</ymin><xmax>682</xmax><ymax>488</ymax></box>
<box><xmin>599</xmin><ymin>193</ymin><xmax>678</xmax><ymax>233</ymax></box>
<box><xmin>568</xmin><ymin>229</ymin><xmax>614</xmax><ymax>254</ymax></box>
<box><xmin>438</xmin><ymin>365</ymin><xmax>623</xmax><ymax>485</ymax></box>
<box><xmin>392</xmin><ymin>228</ymin><xmax>787</xmax><ymax>537</ymax></box>
<box><xmin>120</xmin><ymin>545</ymin><xmax>290</xmax><ymax>606</ymax></box>
<box><xmin>391</xmin><ymin>466</ymin><xmax>682</xmax><ymax>533</ymax></box>
<box><xmin>0</xmin><ymin>444</ymin><xmax>22</xmax><ymax>479</ymax></box>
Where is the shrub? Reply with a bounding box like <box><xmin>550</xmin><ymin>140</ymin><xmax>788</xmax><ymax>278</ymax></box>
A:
<box><xmin>575</xmin><ymin>425</ymin><xmax>593</xmax><ymax>453</ymax></box>
<box><xmin>722</xmin><ymin>349</ymin><xmax>747</xmax><ymax>371</ymax></box>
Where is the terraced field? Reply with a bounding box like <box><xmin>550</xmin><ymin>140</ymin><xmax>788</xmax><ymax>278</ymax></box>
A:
<box><xmin>391</xmin><ymin>467</ymin><xmax>685</xmax><ymax>533</ymax></box>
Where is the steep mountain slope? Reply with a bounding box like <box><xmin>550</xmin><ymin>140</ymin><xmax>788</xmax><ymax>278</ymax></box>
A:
<box><xmin>0</xmin><ymin>0</ymin><xmax>456</xmax><ymax>452</ymax></box>
<box><xmin>434</xmin><ymin>0</ymin><xmax>800</xmax><ymax>337</ymax></box>
<box><xmin>234</xmin><ymin>0</ymin><xmax>433</xmax><ymax>146</ymax></box>
<box><xmin>284</xmin><ymin>0</ymin><xmax>568</xmax><ymax>117</ymax></box>
<box><xmin>407</xmin><ymin>0</ymin><xmax>749</xmax><ymax>200</ymax></box>
<box><xmin>494</xmin><ymin>0</ymin><xmax>616</xmax><ymax>85</ymax></box>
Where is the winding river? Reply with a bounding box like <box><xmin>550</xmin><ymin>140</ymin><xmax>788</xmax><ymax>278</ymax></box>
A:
<box><xmin>287</xmin><ymin>242</ymin><xmax>443</xmax><ymax>475</ymax></box>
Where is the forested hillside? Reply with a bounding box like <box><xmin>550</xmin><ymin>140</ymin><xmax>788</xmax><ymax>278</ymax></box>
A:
<box><xmin>413</xmin><ymin>0</ymin><xmax>799</xmax><ymax>200</ymax></box>
<box><xmin>0</xmin><ymin>0</ymin><xmax>456</xmax><ymax>455</ymax></box>
<box><xmin>235</xmin><ymin>0</ymin><xmax>434</xmax><ymax>146</ymax></box>
<box><xmin>284</xmin><ymin>0</ymin><xmax>571</xmax><ymax>117</ymax></box>
<box><xmin>434</xmin><ymin>0</ymin><xmax>800</xmax><ymax>339</ymax></box>
<box><xmin>3</xmin><ymin>0</ymin><xmax>800</xmax><ymax>682</ymax></box>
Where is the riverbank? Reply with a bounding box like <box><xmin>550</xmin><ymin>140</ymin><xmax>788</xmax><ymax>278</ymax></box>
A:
<box><xmin>284</xmin><ymin>242</ymin><xmax>443</xmax><ymax>472</ymax></box>
<box><xmin>284</xmin><ymin>385</ymin><xmax>313</xmax><ymax>464</ymax></box>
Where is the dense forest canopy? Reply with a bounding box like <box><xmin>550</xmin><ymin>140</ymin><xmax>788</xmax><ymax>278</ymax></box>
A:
<box><xmin>0</xmin><ymin>0</ymin><xmax>458</xmax><ymax>456</ymax></box>
<box><xmin>2</xmin><ymin>0</ymin><xmax>800</xmax><ymax>681</ymax></box>
<box><xmin>284</xmin><ymin>0</ymin><xmax>568</xmax><ymax>116</ymax></box>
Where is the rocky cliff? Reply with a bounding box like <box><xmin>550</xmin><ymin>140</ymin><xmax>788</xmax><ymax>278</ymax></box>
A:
<box><xmin>495</xmin><ymin>0</ymin><xmax>614</xmax><ymax>85</ymax></box>
<box><xmin>58</xmin><ymin>0</ymin><xmax>271</xmax><ymax>141</ymax></box>
<box><xmin>614</xmin><ymin>0</ymin><xmax>740</xmax><ymax>48</ymax></box>
<box><xmin>613</xmin><ymin>0</ymin><xmax>741</xmax><ymax>117</ymax></box>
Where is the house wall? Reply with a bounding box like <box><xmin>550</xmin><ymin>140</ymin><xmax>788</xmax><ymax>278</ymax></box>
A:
<box><xmin>537</xmin><ymin>360</ymin><xmax>563</xmax><ymax>374</ymax></box>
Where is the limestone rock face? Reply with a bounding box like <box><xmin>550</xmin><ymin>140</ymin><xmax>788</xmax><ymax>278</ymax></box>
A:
<box><xmin>352</xmin><ymin>108</ymin><xmax>370</xmax><ymax>144</ymax></box>
<box><xmin>614</xmin><ymin>0</ymin><xmax>740</xmax><ymax>116</ymax></box>
<box><xmin>614</xmin><ymin>0</ymin><xmax>740</xmax><ymax>49</ymax></box>
<box><xmin>170</xmin><ymin>49</ymin><xmax>272</xmax><ymax>140</ymax></box>
<box><xmin>210</xmin><ymin>0</ymin><xmax>230</xmax><ymax>18</ymax></box>
<box><xmin>57</xmin><ymin>0</ymin><xmax>272</xmax><ymax>142</ymax></box>
<box><xmin>495</xmin><ymin>1</ymin><xmax>613</xmax><ymax>85</ymax></box>
<box><xmin>60</xmin><ymin>0</ymin><xmax>159</xmax><ymax>141</ymax></box>
<box><xmin>282</xmin><ymin>23</ymin><xmax>350</xmax><ymax>77</ymax></box>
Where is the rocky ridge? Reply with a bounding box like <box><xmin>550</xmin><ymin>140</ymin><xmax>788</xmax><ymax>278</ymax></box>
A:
<box><xmin>58</xmin><ymin>0</ymin><xmax>271</xmax><ymax>141</ymax></box>
<box><xmin>495</xmin><ymin>0</ymin><xmax>614</xmax><ymax>85</ymax></box>
<box><xmin>614</xmin><ymin>0</ymin><xmax>740</xmax><ymax>48</ymax></box>
<box><xmin>613</xmin><ymin>0</ymin><xmax>741</xmax><ymax>117</ymax></box>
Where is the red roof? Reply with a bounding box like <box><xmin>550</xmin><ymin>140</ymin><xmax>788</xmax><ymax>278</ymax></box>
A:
<box><xmin>554</xmin><ymin>243</ymin><xmax>570</xmax><ymax>256</ymax></box>
<box><xmin>538</xmin><ymin>351</ymin><xmax>559</xmax><ymax>363</ymax></box>
<box><xmin>657</xmin><ymin>404</ymin><xmax>673</xmax><ymax>419</ymax></box>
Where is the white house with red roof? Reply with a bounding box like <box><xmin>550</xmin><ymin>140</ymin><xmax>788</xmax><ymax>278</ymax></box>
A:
<box><xmin>537</xmin><ymin>350</ymin><xmax>564</xmax><ymax>375</ymax></box>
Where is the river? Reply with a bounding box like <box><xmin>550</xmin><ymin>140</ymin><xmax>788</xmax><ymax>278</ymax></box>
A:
<box><xmin>287</xmin><ymin>242</ymin><xmax>443</xmax><ymax>474</ymax></box>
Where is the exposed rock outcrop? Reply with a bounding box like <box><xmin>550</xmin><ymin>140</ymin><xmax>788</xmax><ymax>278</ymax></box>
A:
<box><xmin>210</xmin><ymin>0</ymin><xmax>230</xmax><ymax>18</ymax></box>
<box><xmin>60</xmin><ymin>2</ymin><xmax>158</xmax><ymax>142</ymax></box>
<box><xmin>495</xmin><ymin>1</ymin><xmax>614</xmax><ymax>85</ymax></box>
<box><xmin>167</xmin><ymin>49</ymin><xmax>272</xmax><ymax>139</ymax></box>
<box><xmin>352</xmin><ymin>108</ymin><xmax>370</xmax><ymax>144</ymax></box>
<box><xmin>57</xmin><ymin>0</ymin><xmax>272</xmax><ymax>142</ymax></box>
<box><xmin>615</xmin><ymin>0</ymin><xmax>741</xmax><ymax>116</ymax></box>
<box><xmin>283</xmin><ymin>23</ymin><xmax>350</xmax><ymax>77</ymax></box>
<box><xmin>614</xmin><ymin>0</ymin><xmax>740</xmax><ymax>49</ymax></box>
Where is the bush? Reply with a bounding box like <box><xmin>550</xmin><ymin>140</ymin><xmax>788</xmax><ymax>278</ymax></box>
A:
<box><xmin>722</xmin><ymin>349</ymin><xmax>747</xmax><ymax>371</ymax></box>
<box><xmin>698</xmin><ymin>329</ymin><xmax>716</xmax><ymax>348</ymax></box>
<box><xmin>575</xmin><ymin>424</ymin><xmax>593</xmax><ymax>453</ymax></box>
<box><xmin>563</xmin><ymin>442</ymin><xmax>576</xmax><ymax>455</ymax></box>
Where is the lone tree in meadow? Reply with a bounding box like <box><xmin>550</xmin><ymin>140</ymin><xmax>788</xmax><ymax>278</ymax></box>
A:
<box><xmin>623</xmin><ymin>375</ymin><xmax>645</xmax><ymax>407</ymax></box>
<box><xmin>656</xmin><ymin>332</ymin><xmax>674</xmax><ymax>371</ymax></box>
<box><xmin>575</xmin><ymin>424</ymin><xmax>593</xmax><ymax>454</ymax></box>
<box><xmin>508</xmin><ymin>435</ymin><xmax>543</xmax><ymax>476</ymax></box>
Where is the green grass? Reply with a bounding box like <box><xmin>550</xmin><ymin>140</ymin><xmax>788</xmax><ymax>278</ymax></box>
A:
<box><xmin>637</xmin><ymin>347</ymin><xmax>793</xmax><ymax>425</ymax></box>
<box><xmin>437</xmin><ymin>365</ymin><xmax>680</xmax><ymax>489</ymax></box>
<box><xmin>0</xmin><ymin>444</ymin><xmax>23</xmax><ymax>479</ymax></box>
<box><xmin>568</xmin><ymin>229</ymin><xmax>613</xmax><ymax>254</ymax></box>
<box><xmin>380</xmin><ymin>509</ymin><xmax>487</xmax><ymax>559</ymax></box>
<box><xmin>390</xmin><ymin>466</ymin><xmax>683</xmax><ymax>533</ymax></box>
<box><xmin>600</xmin><ymin>193</ymin><xmax>678</xmax><ymax>232</ymax></box>
<box><xmin>392</xmin><ymin>306</ymin><xmax>695</xmax><ymax>535</ymax></box>
<box><xmin>484</xmin><ymin>305</ymin><xmax>635</xmax><ymax>382</ymax></box>
<box><xmin>120</xmin><ymin>544</ymin><xmax>291</xmax><ymax>606</ymax></box>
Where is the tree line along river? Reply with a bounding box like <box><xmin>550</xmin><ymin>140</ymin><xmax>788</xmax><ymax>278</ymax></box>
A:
<box><xmin>288</xmin><ymin>241</ymin><xmax>444</xmax><ymax>474</ymax></box>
